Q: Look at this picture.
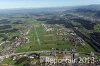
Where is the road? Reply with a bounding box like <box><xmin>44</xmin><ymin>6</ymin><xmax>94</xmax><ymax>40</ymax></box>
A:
<box><xmin>0</xmin><ymin>50</ymin><xmax>100</xmax><ymax>63</ymax></box>
<box><xmin>0</xmin><ymin>50</ymin><xmax>51</xmax><ymax>63</ymax></box>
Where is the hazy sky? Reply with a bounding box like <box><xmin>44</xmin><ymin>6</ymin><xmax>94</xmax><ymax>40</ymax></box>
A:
<box><xmin>0</xmin><ymin>0</ymin><xmax>100</xmax><ymax>9</ymax></box>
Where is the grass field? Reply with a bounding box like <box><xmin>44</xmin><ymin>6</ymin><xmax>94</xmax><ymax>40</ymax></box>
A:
<box><xmin>2</xmin><ymin>19</ymin><xmax>96</xmax><ymax>66</ymax></box>
<box><xmin>16</xmin><ymin>20</ymin><xmax>95</xmax><ymax>53</ymax></box>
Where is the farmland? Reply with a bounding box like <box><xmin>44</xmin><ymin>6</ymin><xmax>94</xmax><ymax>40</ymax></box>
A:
<box><xmin>16</xmin><ymin>19</ymin><xmax>94</xmax><ymax>53</ymax></box>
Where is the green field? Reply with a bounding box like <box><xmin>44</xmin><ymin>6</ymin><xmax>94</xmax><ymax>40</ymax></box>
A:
<box><xmin>1</xmin><ymin>18</ymin><xmax>96</xmax><ymax>66</ymax></box>
<box><xmin>16</xmin><ymin>20</ymin><xmax>95</xmax><ymax>53</ymax></box>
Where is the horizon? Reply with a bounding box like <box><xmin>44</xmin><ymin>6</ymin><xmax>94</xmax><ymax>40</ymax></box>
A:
<box><xmin>0</xmin><ymin>0</ymin><xmax>100</xmax><ymax>9</ymax></box>
<box><xmin>0</xmin><ymin>4</ymin><xmax>100</xmax><ymax>10</ymax></box>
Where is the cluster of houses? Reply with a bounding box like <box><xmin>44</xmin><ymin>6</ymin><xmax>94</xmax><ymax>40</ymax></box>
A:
<box><xmin>56</xmin><ymin>24</ymin><xmax>85</xmax><ymax>46</ymax></box>
<box><xmin>42</xmin><ymin>23</ymin><xmax>85</xmax><ymax>47</ymax></box>
<box><xmin>1</xmin><ymin>34</ymin><xmax>28</xmax><ymax>56</ymax></box>
<box><xmin>13</xmin><ymin>35</ymin><xmax>28</xmax><ymax>48</ymax></box>
<box><xmin>34</xmin><ymin>50</ymin><xmax>100</xmax><ymax>66</ymax></box>
<box><xmin>4</xmin><ymin>49</ymin><xmax>100</xmax><ymax>66</ymax></box>
<box><xmin>42</xmin><ymin>24</ymin><xmax>54</xmax><ymax>32</ymax></box>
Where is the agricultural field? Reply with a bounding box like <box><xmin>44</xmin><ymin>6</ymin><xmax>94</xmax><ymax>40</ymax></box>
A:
<box><xmin>0</xmin><ymin>1</ymin><xmax>100</xmax><ymax>66</ymax></box>
<box><xmin>16</xmin><ymin>19</ymin><xmax>94</xmax><ymax>53</ymax></box>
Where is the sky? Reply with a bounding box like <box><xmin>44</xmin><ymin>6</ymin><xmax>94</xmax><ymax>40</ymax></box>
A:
<box><xmin>0</xmin><ymin>0</ymin><xmax>100</xmax><ymax>9</ymax></box>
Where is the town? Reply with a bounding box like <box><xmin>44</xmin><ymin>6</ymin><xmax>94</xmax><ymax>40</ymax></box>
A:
<box><xmin>0</xmin><ymin>0</ymin><xmax>100</xmax><ymax>66</ymax></box>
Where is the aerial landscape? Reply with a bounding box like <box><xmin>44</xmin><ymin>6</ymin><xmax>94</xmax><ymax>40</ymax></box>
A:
<box><xmin>0</xmin><ymin>0</ymin><xmax>100</xmax><ymax>66</ymax></box>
